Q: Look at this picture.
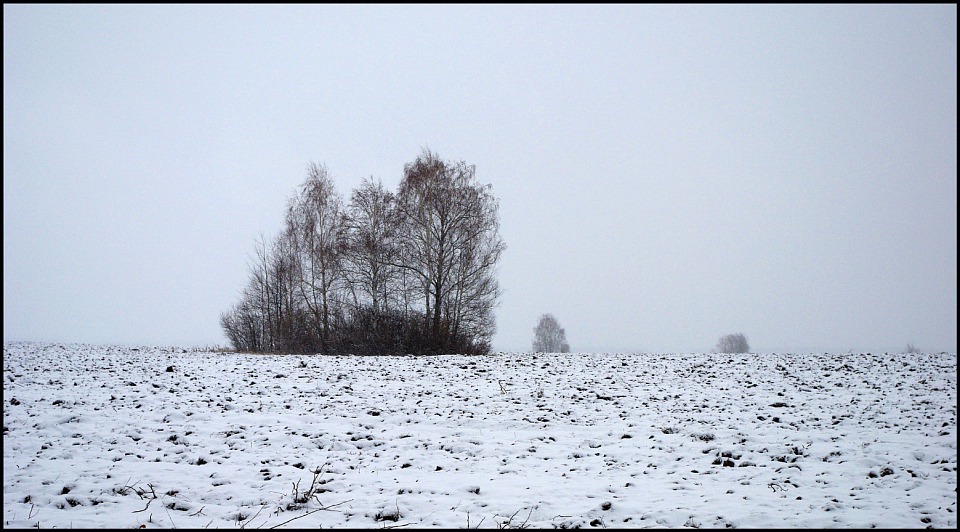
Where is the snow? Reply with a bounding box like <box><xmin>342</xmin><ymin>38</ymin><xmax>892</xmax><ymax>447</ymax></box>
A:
<box><xmin>3</xmin><ymin>342</ymin><xmax>956</xmax><ymax>529</ymax></box>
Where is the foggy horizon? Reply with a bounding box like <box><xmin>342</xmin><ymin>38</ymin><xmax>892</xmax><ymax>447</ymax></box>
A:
<box><xmin>4</xmin><ymin>5</ymin><xmax>957</xmax><ymax>353</ymax></box>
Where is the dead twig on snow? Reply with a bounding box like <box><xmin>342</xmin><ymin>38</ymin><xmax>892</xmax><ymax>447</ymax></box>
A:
<box><xmin>267</xmin><ymin>499</ymin><xmax>353</xmax><ymax>529</ymax></box>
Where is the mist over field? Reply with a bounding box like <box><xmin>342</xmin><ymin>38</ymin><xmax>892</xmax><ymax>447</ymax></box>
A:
<box><xmin>4</xmin><ymin>5</ymin><xmax>957</xmax><ymax>353</ymax></box>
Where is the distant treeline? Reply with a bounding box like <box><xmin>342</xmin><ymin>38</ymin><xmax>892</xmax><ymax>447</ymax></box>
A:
<box><xmin>220</xmin><ymin>149</ymin><xmax>505</xmax><ymax>355</ymax></box>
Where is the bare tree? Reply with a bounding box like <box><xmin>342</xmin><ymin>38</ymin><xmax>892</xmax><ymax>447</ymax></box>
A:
<box><xmin>715</xmin><ymin>333</ymin><xmax>750</xmax><ymax>354</ymax></box>
<box><xmin>265</xmin><ymin>230</ymin><xmax>303</xmax><ymax>352</ymax></box>
<box><xmin>220</xmin><ymin>297</ymin><xmax>259</xmax><ymax>353</ymax></box>
<box><xmin>532</xmin><ymin>313</ymin><xmax>569</xmax><ymax>353</ymax></box>
<box><xmin>392</xmin><ymin>149</ymin><xmax>505</xmax><ymax>353</ymax></box>
<box><xmin>224</xmin><ymin>234</ymin><xmax>273</xmax><ymax>352</ymax></box>
<box><xmin>250</xmin><ymin>233</ymin><xmax>291</xmax><ymax>353</ymax></box>
<box><xmin>221</xmin><ymin>232</ymin><xmax>301</xmax><ymax>353</ymax></box>
<box><xmin>444</xmin><ymin>176</ymin><xmax>504</xmax><ymax>350</ymax></box>
<box><xmin>223</xmin><ymin>165</ymin><xmax>346</xmax><ymax>355</ymax></box>
<box><xmin>342</xmin><ymin>177</ymin><xmax>399</xmax><ymax>315</ymax></box>
<box><xmin>286</xmin><ymin>162</ymin><xmax>347</xmax><ymax>354</ymax></box>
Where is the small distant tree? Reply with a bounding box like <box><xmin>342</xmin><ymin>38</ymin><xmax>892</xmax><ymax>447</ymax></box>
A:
<box><xmin>533</xmin><ymin>313</ymin><xmax>570</xmax><ymax>353</ymax></box>
<box><xmin>905</xmin><ymin>342</ymin><xmax>919</xmax><ymax>354</ymax></box>
<box><xmin>716</xmin><ymin>333</ymin><xmax>749</xmax><ymax>354</ymax></box>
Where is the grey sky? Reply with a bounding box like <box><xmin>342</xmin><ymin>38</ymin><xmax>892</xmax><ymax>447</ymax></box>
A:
<box><xmin>4</xmin><ymin>4</ymin><xmax>957</xmax><ymax>353</ymax></box>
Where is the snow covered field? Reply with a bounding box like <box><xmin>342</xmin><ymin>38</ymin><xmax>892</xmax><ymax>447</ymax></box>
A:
<box><xmin>3</xmin><ymin>342</ymin><xmax>956</xmax><ymax>528</ymax></box>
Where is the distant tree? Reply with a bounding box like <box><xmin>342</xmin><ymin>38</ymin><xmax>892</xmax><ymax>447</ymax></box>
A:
<box><xmin>532</xmin><ymin>313</ymin><xmax>570</xmax><ymax>353</ymax></box>
<box><xmin>716</xmin><ymin>333</ymin><xmax>750</xmax><ymax>354</ymax></box>
<box><xmin>905</xmin><ymin>342</ymin><xmax>919</xmax><ymax>354</ymax></box>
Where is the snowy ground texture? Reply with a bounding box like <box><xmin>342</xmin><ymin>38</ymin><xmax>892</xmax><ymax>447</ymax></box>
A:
<box><xmin>3</xmin><ymin>343</ymin><xmax>956</xmax><ymax>529</ymax></box>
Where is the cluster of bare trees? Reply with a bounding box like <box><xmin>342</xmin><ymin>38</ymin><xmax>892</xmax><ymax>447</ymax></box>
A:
<box><xmin>220</xmin><ymin>149</ymin><xmax>505</xmax><ymax>355</ymax></box>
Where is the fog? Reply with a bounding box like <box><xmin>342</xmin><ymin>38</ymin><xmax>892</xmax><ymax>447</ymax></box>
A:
<box><xmin>4</xmin><ymin>4</ymin><xmax>956</xmax><ymax>352</ymax></box>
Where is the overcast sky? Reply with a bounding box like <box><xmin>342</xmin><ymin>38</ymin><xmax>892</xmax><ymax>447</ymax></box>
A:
<box><xmin>4</xmin><ymin>5</ymin><xmax>957</xmax><ymax>353</ymax></box>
